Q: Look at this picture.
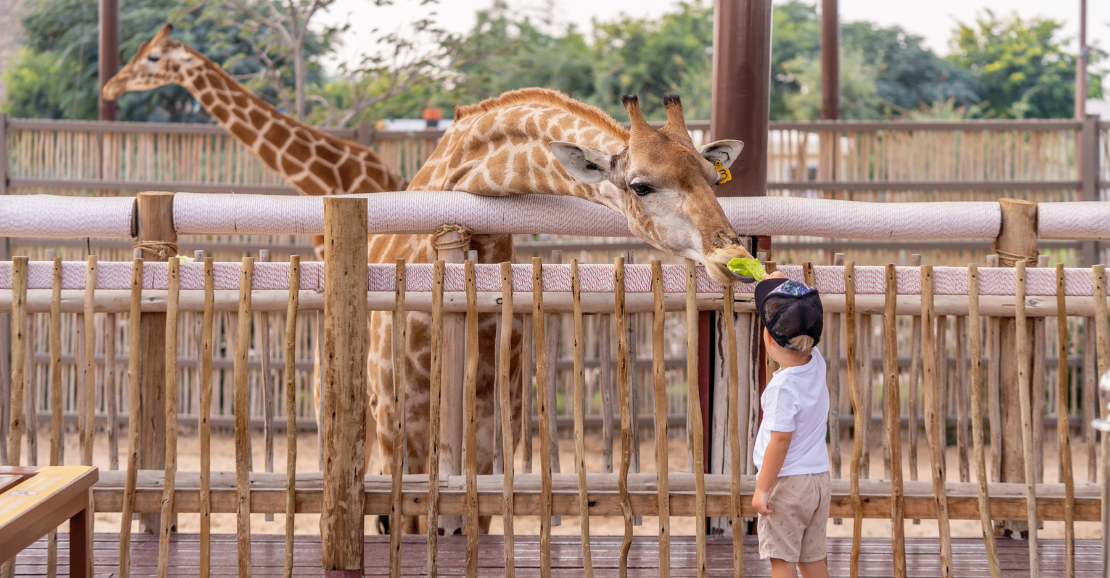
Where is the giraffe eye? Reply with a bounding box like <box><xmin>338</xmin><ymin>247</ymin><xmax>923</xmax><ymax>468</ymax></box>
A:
<box><xmin>147</xmin><ymin>54</ymin><xmax>161</xmax><ymax>62</ymax></box>
<box><xmin>630</xmin><ymin>183</ymin><xmax>654</xmax><ymax>197</ymax></box>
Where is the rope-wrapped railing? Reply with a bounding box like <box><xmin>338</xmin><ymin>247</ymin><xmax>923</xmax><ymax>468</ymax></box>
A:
<box><xmin>5</xmin><ymin>193</ymin><xmax>1110</xmax><ymax>241</ymax></box>
<box><xmin>2</xmin><ymin>252</ymin><xmax>1104</xmax><ymax>578</ymax></box>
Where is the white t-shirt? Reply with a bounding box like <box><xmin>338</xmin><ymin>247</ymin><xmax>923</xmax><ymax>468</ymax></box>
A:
<box><xmin>753</xmin><ymin>348</ymin><xmax>830</xmax><ymax>476</ymax></box>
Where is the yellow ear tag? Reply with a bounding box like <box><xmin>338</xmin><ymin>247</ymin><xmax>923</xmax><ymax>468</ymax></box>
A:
<box><xmin>714</xmin><ymin>159</ymin><xmax>732</xmax><ymax>185</ymax></box>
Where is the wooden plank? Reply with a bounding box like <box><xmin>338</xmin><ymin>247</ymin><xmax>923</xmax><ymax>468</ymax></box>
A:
<box><xmin>968</xmin><ymin>264</ymin><xmax>1001</xmax><ymax>578</ymax></box>
<box><xmin>119</xmin><ymin>255</ymin><xmax>143</xmax><ymax>578</ymax></box>
<box><xmin>320</xmin><ymin>197</ymin><xmax>369</xmax><ymax>576</ymax></box>
<box><xmin>722</xmin><ymin>280</ymin><xmax>744</xmax><ymax>578</ymax></box>
<box><xmin>498</xmin><ymin>262</ymin><xmax>515</xmax><ymax>578</ymax></box>
<box><xmin>650</xmin><ymin>261</ymin><xmax>669</xmax><ymax>578</ymax></box>
<box><xmin>464</xmin><ymin>260</ymin><xmax>478</xmax><ymax>578</ymax></box>
<box><xmin>922</xmin><ymin>265</ymin><xmax>953</xmax><ymax>578</ymax></box>
<box><xmin>106</xmin><ymin>310</ymin><xmax>118</xmax><ymax>471</ymax></box>
<box><xmin>884</xmin><ymin>265</ymin><xmax>906</xmax><ymax>578</ymax></box>
<box><xmin>284</xmin><ymin>256</ymin><xmax>300</xmax><ymax>578</ymax></box>
<box><xmin>1015</xmin><ymin>262</ymin><xmax>1039</xmax><ymax>578</ymax></box>
<box><xmin>427</xmin><ymin>261</ymin><xmax>444</xmax><ymax>578</ymax></box>
<box><xmin>531</xmin><ymin>257</ymin><xmax>552</xmax><ymax>578</ymax></box>
<box><xmin>5</xmin><ymin>258</ymin><xmax>27</xmax><ymax>474</ymax></box>
<box><xmin>82</xmin><ymin>256</ymin><xmax>97</xmax><ymax>467</ymax></box>
<box><xmin>845</xmin><ymin>262</ymin><xmax>863</xmax><ymax>578</ymax></box>
<box><xmin>199</xmin><ymin>257</ymin><xmax>214</xmax><ymax>578</ymax></box>
<box><xmin>234</xmin><ymin>258</ymin><xmax>255</xmax><ymax>578</ymax></box>
<box><xmin>1054</xmin><ymin>264</ymin><xmax>1074</xmax><ymax>578</ymax></box>
<box><xmin>685</xmin><ymin>260</ymin><xmax>706</xmax><ymax>578</ymax></box>
<box><xmin>614</xmin><ymin>257</ymin><xmax>632</xmax><ymax>578</ymax></box>
<box><xmin>392</xmin><ymin>259</ymin><xmax>410</xmax><ymax>578</ymax></box>
<box><xmin>157</xmin><ymin>258</ymin><xmax>180</xmax><ymax>578</ymax></box>
<box><xmin>47</xmin><ymin>256</ymin><xmax>62</xmax><ymax>578</ymax></box>
<box><xmin>570</xmin><ymin>260</ymin><xmax>593</xmax><ymax>578</ymax></box>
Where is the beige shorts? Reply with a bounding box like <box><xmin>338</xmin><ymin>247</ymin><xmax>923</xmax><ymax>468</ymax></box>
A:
<box><xmin>757</xmin><ymin>471</ymin><xmax>831</xmax><ymax>563</ymax></box>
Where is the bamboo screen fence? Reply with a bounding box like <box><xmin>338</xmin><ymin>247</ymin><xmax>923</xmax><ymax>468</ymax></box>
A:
<box><xmin>3</xmin><ymin>249</ymin><xmax>1110</xmax><ymax>578</ymax></box>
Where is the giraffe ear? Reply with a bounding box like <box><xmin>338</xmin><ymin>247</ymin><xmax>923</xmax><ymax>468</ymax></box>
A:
<box><xmin>549</xmin><ymin>141</ymin><xmax>612</xmax><ymax>185</ymax></box>
<box><xmin>699</xmin><ymin>140</ymin><xmax>744</xmax><ymax>170</ymax></box>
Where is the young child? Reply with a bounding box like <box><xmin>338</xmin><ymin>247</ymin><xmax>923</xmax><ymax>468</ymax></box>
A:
<box><xmin>751</xmin><ymin>271</ymin><xmax>831</xmax><ymax>578</ymax></box>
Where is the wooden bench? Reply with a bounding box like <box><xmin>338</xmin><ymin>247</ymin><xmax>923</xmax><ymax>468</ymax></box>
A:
<box><xmin>0</xmin><ymin>466</ymin><xmax>98</xmax><ymax>578</ymax></box>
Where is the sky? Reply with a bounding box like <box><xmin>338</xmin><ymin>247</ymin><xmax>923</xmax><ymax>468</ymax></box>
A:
<box><xmin>316</xmin><ymin>0</ymin><xmax>1110</xmax><ymax>74</ymax></box>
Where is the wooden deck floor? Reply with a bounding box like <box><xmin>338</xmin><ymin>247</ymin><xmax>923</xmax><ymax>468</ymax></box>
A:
<box><xmin>9</xmin><ymin>534</ymin><xmax>1103</xmax><ymax>577</ymax></box>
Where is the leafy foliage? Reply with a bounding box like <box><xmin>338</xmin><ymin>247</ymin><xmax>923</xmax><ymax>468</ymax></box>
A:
<box><xmin>948</xmin><ymin>10</ymin><xmax>1104</xmax><ymax>118</ymax></box>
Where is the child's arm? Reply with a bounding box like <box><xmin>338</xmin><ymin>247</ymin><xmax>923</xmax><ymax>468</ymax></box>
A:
<box><xmin>752</xmin><ymin>430</ymin><xmax>792</xmax><ymax>515</ymax></box>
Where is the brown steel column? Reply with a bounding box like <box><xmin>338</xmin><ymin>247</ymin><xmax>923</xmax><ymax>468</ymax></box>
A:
<box><xmin>98</xmin><ymin>0</ymin><xmax>119</xmax><ymax>121</ymax></box>
<box><xmin>711</xmin><ymin>0</ymin><xmax>772</xmax><ymax>198</ymax></box>
<box><xmin>1076</xmin><ymin>0</ymin><xmax>1087</xmax><ymax>120</ymax></box>
<box><xmin>820</xmin><ymin>0</ymin><xmax>839</xmax><ymax>121</ymax></box>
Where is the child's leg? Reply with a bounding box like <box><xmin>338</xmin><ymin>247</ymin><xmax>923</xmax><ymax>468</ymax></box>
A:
<box><xmin>798</xmin><ymin>560</ymin><xmax>829</xmax><ymax>578</ymax></box>
<box><xmin>769</xmin><ymin>558</ymin><xmax>798</xmax><ymax>578</ymax></box>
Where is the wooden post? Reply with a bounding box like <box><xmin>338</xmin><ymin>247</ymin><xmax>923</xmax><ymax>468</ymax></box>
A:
<box><xmin>992</xmin><ymin>199</ymin><xmax>1037</xmax><ymax>537</ymax></box>
<box><xmin>6</xmin><ymin>257</ymin><xmax>27</xmax><ymax>469</ymax></box>
<box><xmin>427</xmin><ymin>260</ymin><xmax>444</xmax><ymax>578</ymax></box>
<box><xmin>845</xmin><ymin>262</ymin><xmax>863</xmax><ymax>577</ymax></box>
<box><xmin>83</xmin><ymin>256</ymin><xmax>97</xmax><ymax>467</ymax></box>
<box><xmin>464</xmin><ymin>260</ymin><xmax>478</xmax><ymax>578</ymax></box>
<box><xmin>1015</xmin><ymin>263</ymin><xmax>1040</xmax><ymax>577</ymax></box>
<box><xmin>498</xmin><ymin>262</ymin><xmax>515</xmax><ymax>578</ymax></box>
<box><xmin>234</xmin><ymin>259</ymin><xmax>254</xmax><ymax>578</ymax></box>
<box><xmin>711</xmin><ymin>0</ymin><xmax>771</xmax><ymax>197</ymax></box>
<box><xmin>570</xmin><ymin>260</ymin><xmax>594</xmax><ymax>578</ymax></box>
<box><xmin>884</xmin><ymin>265</ymin><xmax>906</xmax><ymax>578</ymax></box>
<box><xmin>908</xmin><ymin>254</ymin><xmax>922</xmax><ymax>525</ymax></box>
<box><xmin>200</xmin><ymin>258</ymin><xmax>214</xmax><ymax>578</ymax></box>
<box><xmin>390</xmin><ymin>259</ymin><xmax>408</xmax><ymax>578</ymax></box>
<box><xmin>320</xmin><ymin>197</ymin><xmax>369</xmax><ymax>577</ymax></box>
<box><xmin>922</xmin><ymin>266</ymin><xmax>953</xmax><ymax>578</ymax></box>
<box><xmin>969</xmin><ymin>264</ymin><xmax>1002</xmax><ymax>578</ymax></box>
<box><xmin>614</xmin><ymin>257</ymin><xmax>633</xmax><ymax>578</ymax></box>
<box><xmin>119</xmin><ymin>255</ymin><xmax>143</xmax><ymax>578</ymax></box>
<box><xmin>651</xmin><ymin>261</ymin><xmax>670</xmax><ymax>578</ymax></box>
<box><xmin>438</xmin><ymin>231</ymin><xmax>466</xmax><ymax>535</ymax></box>
<box><xmin>533</xmin><ymin>257</ymin><xmax>553</xmax><ymax>578</ymax></box>
<box><xmin>259</xmin><ymin>250</ymin><xmax>276</xmax><ymax>523</ymax></box>
<box><xmin>137</xmin><ymin>191</ymin><xmax>176</xmax><ymax>534</ymax></box>
<box><xmin>1055</xmin><ymin>264</ymin><xmax>1075</xmax><ymax>578</ymax></box>
<box><xmin>157</xmin><ymin>258</ymin><xmax>180</xmax><ymax>578</ymax></box>
<box><xmin>0</xmin><ymin>113</ymin><xmax>9</xmax><ymax>467</ymax></box>
<box><xmin>284</xmin><ymin>257</ymin><xmax>300</xmax><ymax>578</ymax></box>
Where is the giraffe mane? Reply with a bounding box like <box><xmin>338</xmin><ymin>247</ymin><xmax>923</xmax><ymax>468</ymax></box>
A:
<box><xmin>453</xmin><ymin>88</ymin><xmax>630</xmax><ymax>143</ymax></box>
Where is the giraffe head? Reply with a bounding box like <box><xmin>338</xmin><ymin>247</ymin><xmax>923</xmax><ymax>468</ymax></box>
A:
<box><xmin>549</xmin><ymin>93</ymin><xmax>752</xmax><ymax>284</ymax></box>
<box><xmin>102</xmin><ymin>25</ymin><xmax>202</xmax><ymax>100</ymax></box>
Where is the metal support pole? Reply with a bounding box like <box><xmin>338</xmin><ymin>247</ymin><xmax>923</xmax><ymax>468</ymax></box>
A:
<box><xmin>820</xmin><ymin>0</ymin><xmax>839</xmax><ymax>122</ymax></box>
<box><xmin>1080</xmin><ymin>114</ymin><xmax>1101</xmax><ymax>266</ymax></box>
<box><xmin>1076</xmin><ymin>0</ymin><xmax>1088</xmax><ymax>120</ymax></box>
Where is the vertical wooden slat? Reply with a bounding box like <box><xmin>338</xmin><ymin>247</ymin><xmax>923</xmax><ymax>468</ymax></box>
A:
<box><xmin>829</xmin><ymin>253</ymin><xmax>844</xmax><ymax>521</ymax></box>
<box><xmin>614</xmin><ymin>256</ymin><xmax>633</xmax><ymax>578</ymax></box>
<box><xmin>464</xmin><ymin>259</ymin><xmax>479</xmax><ymax>578</ymax></box>
<box><xmin>119</xmin><ymin>256</ymin><xmax>143</xmax><ymax>578</ymax></box>
<box><xmin>723</xmin><ymin>280</ymin><xmax>744</xmax><ymax>578</ymax></box>
<box><xmin>83</xmin><ymin>256</ymin><xmax>97</xmax><ymax>466</ymax></box>
<box><xmin>956</xmin><ymin>315</ymin><xmax>971</xmax><ymax>483</ymax></box>
<box><xmin>969</xmin><ymin>264</ymin><xmax>1001</xmax><ymax>578</ymax></box>
<box><xmin>685</xmin><ymin>260</ymin><xmax>707</xmax><ymax>578</ymax></box>
<box><xmin>845</xmin><ymin>262</ymin><xmax>863</xmax><ymax>578</ymax></box>
<box><xmin>601</xmin><ymin>314</ymin><xmax>613</xmax><ymax>473</ymax></box>
<box><xmin>259</xmin><ymin>251</ymin><xmax>276</xmax><ymax>522</ymax></box>
<box><xmin>532</xmin><ymin>257</ymin><xmax>553</xmax><ymax>578</ymax></box>
<box><xmin>235</xmin><ymin>257</ymin><xmax>255</xmax><ymax>578</ymax></box>
<box><xmin>860</xmin><ymin>312</ymin><xmax>873</xmax><ymax>478</ymax></box>
<box><xmin>284</xmin><ymin>257</ymin><xmax>300</xmax><ymax>578</ymax></box>
<box><xmin>427</xmin><ymin>260</ymin><xmax>445</xmax><ymax>578</ymax></box>
<box><xmin>47</xmin><ymin>257</ymin><xmax>62</xmax><ymax>578</ymax></box>
<box><xmin>986</xmin><ymin>254</ymin><xmax>1004</xmax><ymax>485</ymax></box>
<box><xmin>571</xmin><ymin>260</ymin><xmax>593</xmax><ymax>578</ymax></box>
<box><xmin>908</xmin><ymin>255</ymin><xmax>923</xmax><ymax>524</ymax></box>
<box><xmin>1091</xmin><ymin>265</ymin><xmax>1108</xmax><ymax>570</ymax></box>
<box><xmin>884</xmin><ymin>264</ymin><xmax>906</xmax><ymax>578</ymax></box>
<box><xmin>499</xmin><ymin>262</ymin><xmax>515</xmax><ymax>578</ymax></box>
<box><xmin>651</xmin><ymin>261</ymin><xmax>670</xmax><ymax>578</ymax></box>
<box><xmin>545</xmin><ymin>250</ymin><xmax>564</xmax><ymax>517</ymax></box>
<box><xmin>200</xmin><ymin>258</ymin><xmax>214</xmax><ymax>578</ymax></box>
<box><xmin>1033</xmin><ymin>256</ymin><xmax>1050</xmax><ymax>485</ymax></box>
<box><xmin>1055</xmin><ymin>264</ymin><xmax>1075</xmax><ymax>578</ymax></box>
<box><xmin>522</xmin><ymin>313</ymin><xmax>533</xmax><ymax>475</ymax></box>
<box><xmin>24</xmin><ymin>313</ymin><xmax>36</xmax><ymax>466</ymax></box>
<box><xmin>106</xmin><ymin>311</ymin><xmax>118</xmax><ymax>470</ymax></box>
<box><xmin>157</xmin><ymin>258</ymin><xmax>180</xmax><ymax>578</ymax></box>
<box><xmin>922</xmin><ymin>265</ymin><xmax>953</xmax><ymax>578</ymax></box>
<box><xmin>1015</xmin><ymin>262</ymin><xmax>1039</xmax><ymax>577</ymax></box>
<box><xmin>6</xmin><ymin>257</ymin><xmax>27</xmax><ymax>468</ymax></box>
<box><xmin>391</xmin><ymin>259</ymin><xmax>409</xmax><ymax>578</ymax></box>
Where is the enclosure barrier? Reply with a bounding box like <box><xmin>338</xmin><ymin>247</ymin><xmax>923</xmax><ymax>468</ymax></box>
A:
<box><xmin>2</xmin><ymin>254</ymin><xmax>1109</xmax><ymax>577</ymax></box>
<box><xmin>2</xmin><ymin>192</ymin><xmax>1110</xmax><ymax>578</ymax></box>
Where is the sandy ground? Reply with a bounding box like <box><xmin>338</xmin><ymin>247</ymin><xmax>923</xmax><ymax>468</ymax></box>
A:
<box><xmin>21</xmin><ymin>425</ymin><xmax>1101</xmax><ymax>540</ymax></box>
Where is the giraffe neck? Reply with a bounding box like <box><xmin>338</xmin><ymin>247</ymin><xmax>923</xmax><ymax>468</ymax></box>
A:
<box><xmin>408</xmin><ymin>103</ymin><xmax>628</xmax><ymax>209</ymax></box>
<box><xmin>176</xmin><ymin>48</ymin><xmax>405</xmax><ymax>196</ymax></box>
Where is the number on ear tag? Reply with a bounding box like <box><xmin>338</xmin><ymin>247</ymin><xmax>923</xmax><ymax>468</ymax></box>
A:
<box><xmin>714</xmin><ymin>159</ymin><xmax>732</xmax><ymax>185</ymax></box>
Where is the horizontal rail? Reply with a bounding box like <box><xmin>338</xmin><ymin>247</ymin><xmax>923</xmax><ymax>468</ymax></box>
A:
<box><xmin>767</xmin><ymin>180</ymin><xmax>1080</xmax><ymax>191</ymax></box>
<box><xmin>88</xmin><ymin>471</ymin><xmax>1101</xmax><ymax>522</ymax></box>
<box><xmin>9</xmin><ymin>177</ymin><xmax>298</xmax><ymax>196</ymax></box>
<box><xmin>3</xmin><ymin>289</ymin><xmax>1107</xmax><ymax>316</ymax></box>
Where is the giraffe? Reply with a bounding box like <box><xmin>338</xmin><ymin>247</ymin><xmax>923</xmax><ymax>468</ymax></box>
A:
<box><xmin>367</xmin><ymin>87</ymin><xmax>753</xmax><ymax>534</ymax></box>
<box><xmin>101</xmin><ymin>24</ymin><xmax>408</xmax><ymax>255</ymax></box>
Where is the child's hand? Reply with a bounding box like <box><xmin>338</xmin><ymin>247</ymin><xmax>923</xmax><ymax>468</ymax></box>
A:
<box><xmin>752</xmin><ymin>487</ymin><xmax>773</xmax><ymax>516</ymax></box>
<box><xmin>765</xmin><ymin>271</ymin><xmax>785</xmax><ymax>280</ymax></box>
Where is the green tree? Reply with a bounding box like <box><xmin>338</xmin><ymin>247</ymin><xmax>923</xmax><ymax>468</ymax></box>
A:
<box><xmin>948</xmin><ymin>10</ymin><xmax>1104</xmax><ymax>118</ymax></box>
<box><xmin>770</xmin><ymin>0</ymin><xmax>820</xmax><ymax>120</ymax></box>
<box><xmin>780</xmin><ymin>50</ymin><xmax>881</xmax><ymax>120</ymax></box>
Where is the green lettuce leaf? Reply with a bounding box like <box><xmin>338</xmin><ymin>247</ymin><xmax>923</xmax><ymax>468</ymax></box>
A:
<box><xmin>726</xmin><ymin>257</ymin><xmax>766</xmax><ymax>281</ymax></box>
